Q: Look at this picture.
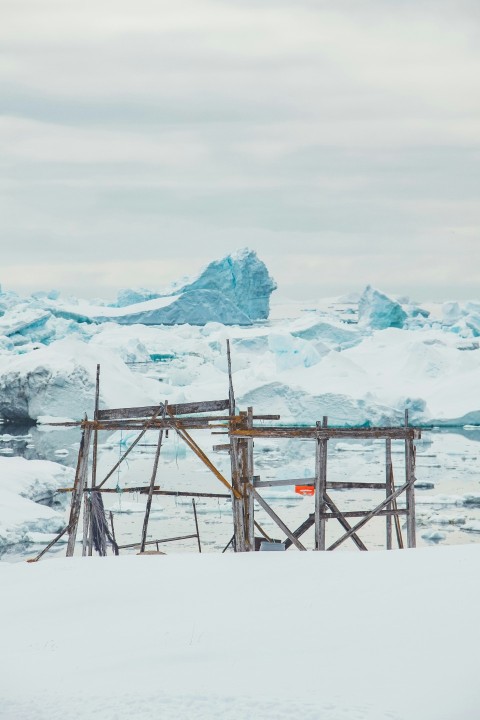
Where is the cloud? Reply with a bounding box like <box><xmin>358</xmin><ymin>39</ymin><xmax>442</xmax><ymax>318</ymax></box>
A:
<box><xmin>0</xmin><ymin>0</ymin><xmax>479</xmax><ymax>300</ymax></box>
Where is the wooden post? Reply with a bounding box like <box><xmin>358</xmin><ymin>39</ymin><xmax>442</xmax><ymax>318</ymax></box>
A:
<box><xmin>88</xmin><ymin>364</ymin><xmax>101</xmax><ymax>556</ymax></box>
<box><xmin>244</xmin><ymin>406</ymin><xmax>255</xmax><ymax>551</ymax></box>
<box><xmin>315</xmin><ymin>416</ymin><xmax>328</xmax><ymax>550</ymax></box>
<box><xmin>66</xmin><ymin>423</ymin><xmax>92</xmax><ymax>557</ymax></box>
<box><xmin>386</xmin><ymin>438</ymin><xmax>393</xmax><ymax>550</ymax></box>
<box><xmin>232</xmin><ymin>412</ymin><xmax>247</xmax><ymax>552</ymax></box>
<box><xmin>405</xmin><ymin>410</ymin><xmax>416</xmax><ymax>548</ymax></box>
<box><xmin>227</xmin><ymin>340</ymin><xmax>246</xmax><ymax>552</ymax></box>
<box><xmin>192</xmin><ymin>499</ymin><xmax>202</xmax><ymax>553</ymax></box>
<box><xmin>140</xmin><ymin>403</ymin><xmax>167</xmax><ymax>552</ymax></box>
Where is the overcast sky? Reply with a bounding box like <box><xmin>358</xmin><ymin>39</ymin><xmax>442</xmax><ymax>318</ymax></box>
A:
<box><xmin>1</xmin><ymin>0</ymin><xmax>479</xmax><ymax>301</ymax></box>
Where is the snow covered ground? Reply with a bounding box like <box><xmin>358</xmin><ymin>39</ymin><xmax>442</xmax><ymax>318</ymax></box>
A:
<box><xmin>1</xmin><ymin>547</ymin><xmax>479</xmax><ymax>719</ymax></box>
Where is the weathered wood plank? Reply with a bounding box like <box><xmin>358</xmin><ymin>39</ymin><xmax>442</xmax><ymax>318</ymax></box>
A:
<box><xmin>245</xmin><ymin>406</ymin><xmax>255</xmax><ymax>551</ymax></box>
<box><xmin>321</xmin><ymin>509</ymin><xmax>407</xmax><ymax>519</ymax></box>
<box><xmin>315</xmin><ymin>418</ymin><xmax>328</xmax><ymax>550</ymax></box>
<box><xmin>284</xmin><ymin>514</ymin><xmax>315</xmax><ymax>550</ymax></box>
<box><xmin>66</xmin><ymin>424</ymin><xmax>92</xmax><ymax>557</ymax></box>
<box><xmin>58</xmin><ymin>486</ymin><xmax>230</xmax><ymax>498</ymax></box>
<box><xmin>140</xmin><ymin>403</ymin><xmax>167</xmax><ymax>552</ymax></box>
<box><xmin>250</xmin><ymin>485</ymin><xmax>306</xmax><ymax>551</ymax></box>
<box><xmin>386</xmin><ymin>438</ymin><xmax>393</xmax><ymax>550</ymax></box>
<box><xmin>96</xmin><ymin>404</ymin><xmax>165</xmax><ymax>489</ymax></box>
<box><xmin>118</xmin><ymin>534</ymin><xmax>197</xmax><ymax>549</ymax></box>
<box><xmin>327</xmin><ymin>479</ymin><xmax>413</xmax><ymax>551</ymax></box>
<box><xmin>230</xmin><ymin>427</ymin><xmax>422</xmax><ymax>440</ymax></box>
<box><xmin>88</xmin><ymin>363</ymin><xmax>101</xmax><ymax>556</ymax></box>
<box><xmin>405</xmin><ymin>434</ymin><xmax>417</xmax><ymax>546</ymax></box>
<box><xmin>171</xmin><ymin>418</ymin><xmax>239</xmax><ymax>497</ymax></box>
<box><xmin>27</xmin><ymin>525</ymin><xmax>69</xmax><ymax>563</ymax></box>
<box><xmin>98</xmin><ymin>399</ymin><xmax>229</xmax><ymax>421</ymax></box>
<box><xmin>323</xmin><ymin>492</ymin><xmax>367</xmax><ymax>551</ymax></box>
<box><xmin>253</xmin><ymin>478</ymin><xmax>387</xmax><ymax>490</ymax></box>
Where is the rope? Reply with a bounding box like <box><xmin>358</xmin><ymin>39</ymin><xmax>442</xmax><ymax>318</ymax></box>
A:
<box><xmin>90</xmin><ymin>491</ymin><xmax>119</xmax><ymax>556</ymax></box>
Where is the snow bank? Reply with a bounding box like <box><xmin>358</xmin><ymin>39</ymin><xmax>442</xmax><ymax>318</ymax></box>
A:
<box><xmin>0</xmin><ymin>456</ymin><xmax>73</xmax><ymax>548</ymax></box>
<box><xmin>0</xmin><ymin>547</ymin><xmax>479</xmax><ymax>719</ymax></box>
<box><xmin>0</xmin><ymin>338</ymin><xmax>160</xmax><ymax>422</ymax></box>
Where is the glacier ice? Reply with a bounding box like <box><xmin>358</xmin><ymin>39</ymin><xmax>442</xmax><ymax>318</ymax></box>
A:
<box><xmin>54</xmin><ymin>249</ymin><xmax>277</xmax><ymax>326</ymax></box>
<box><xmin>358</xmin><ymin>286</ymin><xmax>407</xmax><ymax>330</ymax></box>
<box><xmin>0</xmin><ymin>338</ymin><xmax>160</xmax><ymax>422</ymax></box>
<box><xmin>176</xmin><ymin>248</ymin><xmax>277</xmax><ymax>321</ymax></box>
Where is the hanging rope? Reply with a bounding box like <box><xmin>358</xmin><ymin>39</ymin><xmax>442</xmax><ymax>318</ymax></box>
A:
<box><xmin>90</xmin><ymin>491</ymin><xmax>119</xmax><ymax>556</ymax></box>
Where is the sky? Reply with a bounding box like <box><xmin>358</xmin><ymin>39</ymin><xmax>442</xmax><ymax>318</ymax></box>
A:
<box><xmin>1</xmin><ymin>0</ymin><xmax>480</xmax><ymax>302</ymax></box>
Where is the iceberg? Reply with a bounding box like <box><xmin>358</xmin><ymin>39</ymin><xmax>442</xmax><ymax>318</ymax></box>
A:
<box><xmin>358</xmin><ymin>286</ymin><xmax>407</xmax><ymax>330</ymax></box>
<box><xmin>46</xmin><ymin>249</ymin><xmax>276</xmax><ymax>327</ymax></box>
<box><xmin>0</xmin><ymin>338</ymin><xmax>160</xmax><ymax>422</ymax></box>
<box><xmin>176</xmin><ymin>248</ymin><xmax>277</xmax><ymax>321</ymax></box>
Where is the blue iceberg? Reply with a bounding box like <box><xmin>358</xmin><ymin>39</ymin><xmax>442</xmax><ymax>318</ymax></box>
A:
<box><xmin>44</xmin><ymin>249</ymin><xmax>276</xmax><ymax>327</ymax></box>
<box><xmin>358</xmin><ymin>286</ymin><xmax>407</xmax><ymax>330</ymax></box>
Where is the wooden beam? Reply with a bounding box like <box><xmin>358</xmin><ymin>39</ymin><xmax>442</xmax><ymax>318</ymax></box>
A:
<box><xmin>27</xmin><ymin>525</ymin><xmax>69</xmax><ymax>563</ymax></box>
<box><xmin>386</xmin><ymin>438</ymin><xmax>393</xmax><ymax>550</ymax></box>
<box><xmin>97</xmin><ymin>399</ymin><xmax>229</xmax><ymax>421</ymax></box>
<box><xmin>284</xmin><ymin>514</ymin><xmax>315</xmax><ymax>550</ymax></box>
<box><xmin>405</xmin><ymin>409</ymin><xmax>417</xmax><ymax>548</ymax></box>
<box><xmin>249</xmin><ymin>485</ymin><xmax>306</xmax><ymax>551</ymax></box>
<box><xmin>315</xmin><ymin>417</ymin><xmax>328</xmax><ymax>550</ymax></box>
<box><xmin>118</xmin><ymin>535</ymin><xmax>198</xmax><ymax>549</ymax></box>
<box><xmin>323</xmin><ymin>492</ymin><xmax>367</xmax><ymax>551</ymax></box>
<box><xmin>327</xmin><ymin>479</ymin><xmax>413</xmax><ymax>551</ymax></box>
<box><xmin>244</xmin><ymin>406</ymin><xmax>255</xmax><ymax>551</ymax></box>
<box><xmin>170</xmin><ymin>417</ymin><xmax>240</xmax><ymax>498</ymax></box>
<box><xmin>253</xmin><ymin>478</ymin><xmax>388</xmax><ymax>490</ymax></box>
<box><xmin>321</xmin><ymin>509</ymin><xmax>407</xmax><ymax>519</ymax></box>
<box><xmin>66</xmin><ymin>423</ymin><xmax>92</xmax><ymax>556</ymax></box>
<box><xmin>230</xmin><ymin>427</ymin><xmax>421</xmax><ymax>440</ymax></box>
<box><xmin>96</xmin><ymin>403</ymin><xmax>165</xmax><ymax>489</ymax></box>
<box><xmin>140</xmin><ymin>403</ymin><xmax>167</xmax><ymax>552</ymax></box>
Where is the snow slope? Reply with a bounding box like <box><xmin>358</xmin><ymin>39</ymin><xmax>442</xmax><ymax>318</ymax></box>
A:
<box><xmin>0</xmin><ymin>547</ymin><xmax>478</xmax><ymax>719</ymax></box>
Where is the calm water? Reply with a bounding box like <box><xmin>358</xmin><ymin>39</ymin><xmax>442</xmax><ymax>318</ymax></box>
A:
<box><xmin>2</xmin><ymin>422</ymin><xmax>480</xmax><ymax>561</ymax></box>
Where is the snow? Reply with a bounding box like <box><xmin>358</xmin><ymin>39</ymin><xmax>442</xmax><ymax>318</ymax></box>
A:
<box><xmin>0</xmin><ymin>547</ymin><xmax>479</xmax><ymax>719</ymax></box>
<box><xmin>0</xmin><ymin>337</ymin><xmax>160</xmax><ymax>422</ymax></box>
<box><xmin>0</xmin><ymin>456</ymin><xmax>73</xmax><ymax>549</ymax></box>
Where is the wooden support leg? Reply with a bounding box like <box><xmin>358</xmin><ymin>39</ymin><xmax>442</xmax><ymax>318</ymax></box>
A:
<box><xmin>386</xmin><ymin>439</ymin><xmax>393</xmax><ymax>550</ymax></box>
<box><xmin>66</xmin><ymin>424</ymin><xmax>92</xmax><ymax>557</ymax></box>
<box><xmin>324</xmin><ymin>493</ymin><xmax>367</xmax><ymax>551</ymax></box>
<box><xmin>250</xmin><ymin>485</ymin><xmax>306</xmax><ymax>551</ymax></box>
<box><xmin>406</xmin><ymin>439</ymin><xmax>417</xmax><ymax>548</ymax></box>
<box><xmin>231</xmin><ymin>438</ymin><xmax>245</xmax><ymax>552</ymax></box>
<box><xmin>315</xmin><ymin>417</ymin><xmax>328</xmax><ymax>550</ymax></box>
<box><xmin>243</xmin><ymin>407</ymin><xmax>255</xmax><ymax>551</ymax></box>
<box><xmin>140</xmin><ymin>406</ymin><xmax>166</xmax><ymax>553</ymax></box>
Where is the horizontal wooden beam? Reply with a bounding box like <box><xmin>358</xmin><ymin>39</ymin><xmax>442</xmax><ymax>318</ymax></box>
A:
<box><xmin>321</xmin><ymin>509</ymin><xmax>408</xmax><ymax>519</ymax></box>
<box><xmin>118</xmin><ymin>534</ymin><xmax>198</xmax><ymax>549</ymax></box>
<box><xmin>56</xmin><ymin>486</ymin><xmax>230</xmax><ymax>499</ymax></box>
<box><xmin>231</xmin><ymin>426</ymin><xmax>421</xmax><ymax>440</ymax></box>
<box><xmin>98</xmin><ymin>399</ymin><xmax>230</xmax><ymax>421</ymax></box>
<box><xmin>253</xmin><ymin>478</ymin><xmax>388</xmax><ymax>490</ymax></box>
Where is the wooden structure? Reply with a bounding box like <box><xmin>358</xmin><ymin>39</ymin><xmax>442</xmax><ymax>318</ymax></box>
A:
<box><xmin>29</xmin><ymin>353</ymin><xmax>420</xmax><ymax>561</ymax></box>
